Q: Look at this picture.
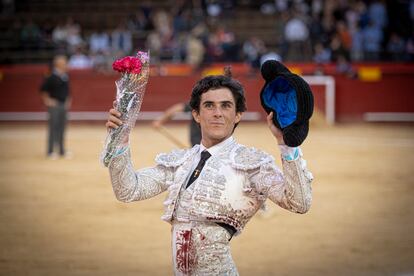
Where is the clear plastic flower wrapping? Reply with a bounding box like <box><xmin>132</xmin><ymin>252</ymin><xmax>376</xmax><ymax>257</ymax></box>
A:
<box><xmin>101</xmin><ymin>51</ymin><xmax>150</xmax><ymax>167</ymax></box>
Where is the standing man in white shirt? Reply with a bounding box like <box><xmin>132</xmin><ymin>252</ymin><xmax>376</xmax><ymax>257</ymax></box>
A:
<box><xmin>105</xmin><ymin>69</ymin><xmax>313</xmax><ymax>275</ymax></box>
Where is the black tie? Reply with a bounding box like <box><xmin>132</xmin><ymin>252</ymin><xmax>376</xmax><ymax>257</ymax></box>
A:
<box><xmin>185</xmin><ymin>150</ymin><xmax>237</xmax><ymax>239</ymax></box>
<box><xmin>186</xmin><ymin>150</ymin><xmax>211</xmax><ymax>189</ymax></box>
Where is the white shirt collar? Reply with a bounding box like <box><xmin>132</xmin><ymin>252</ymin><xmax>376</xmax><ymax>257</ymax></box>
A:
<box><xmin>53</xmin><ymin>69</ymin><xmax>68</xmax><ymax>80</ymax></box>
<box><xmin>199</xmin><ymin>136</ymin><xmax>234</xmax><ymax>156</ymax></box>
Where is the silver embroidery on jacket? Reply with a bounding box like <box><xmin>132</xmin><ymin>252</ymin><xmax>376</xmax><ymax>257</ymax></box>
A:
<box><xmin>107</xmin><ymin>141</ymin><xmax>313</xmax><ymax>275</ymax></box>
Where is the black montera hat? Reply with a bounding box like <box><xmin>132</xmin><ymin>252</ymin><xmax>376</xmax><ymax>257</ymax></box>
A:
<box><xmin>260</xmin><ymin>60</ymin><xmax>314</xmax><ymax>147</ymax></box>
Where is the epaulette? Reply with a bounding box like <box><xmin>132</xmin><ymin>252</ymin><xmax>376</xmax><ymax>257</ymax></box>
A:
<box><xmin>230</xmin><ymin>145</ymin><xmax>274</xmax><ymax>171</ymax></box>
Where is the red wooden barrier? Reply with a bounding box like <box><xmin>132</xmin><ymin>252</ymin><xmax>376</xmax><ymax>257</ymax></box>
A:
<box><xmin>0</xmin><ymin>63</ymin><xmax>413</xmax><ymax>122</ymax></box>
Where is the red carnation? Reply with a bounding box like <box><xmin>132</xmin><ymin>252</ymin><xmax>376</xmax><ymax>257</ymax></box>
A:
<box><xmin>122</xmin><ymin>56</ymin><xmax>133</xmax><ymax>73</ymax></box>
<box><xmin>131</xmin><ymin>58</ymin><xmax>142</xmax><ymax>74</ymax></box>
<box><xmin>112</xmin><ymin>59</ymin><xmax>124</xmax><ymax>72</ymax></box>
<box><xmin>113</xmin><ymin>55</ymin><xmax>144</xmax><ymax>74</ymax></box>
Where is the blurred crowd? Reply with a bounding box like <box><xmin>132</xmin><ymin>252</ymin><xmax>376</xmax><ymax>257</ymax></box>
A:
<box><xmin>2</xmin><ymin>0</ymin><xmax>414</xmax><ymax>72</ymax></box>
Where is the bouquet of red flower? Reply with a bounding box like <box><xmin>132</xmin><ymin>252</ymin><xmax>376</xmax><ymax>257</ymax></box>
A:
<box><xmin>101</xmin><ymin>51</ymin><xmax>150</xmax><ymax>167</ymax></box>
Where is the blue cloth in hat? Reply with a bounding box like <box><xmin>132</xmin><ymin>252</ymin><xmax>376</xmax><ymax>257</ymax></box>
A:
<box><xmin>260</xmin><ymin>60</ymin><xmax>314</xmax><ymax>147</ymax></box>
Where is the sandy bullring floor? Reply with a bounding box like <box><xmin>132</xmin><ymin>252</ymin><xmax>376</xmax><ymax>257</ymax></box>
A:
<box><xmin>0</xmin><ymin>122</ymin><xmax>413</xmax><ymax>276</ymax></box>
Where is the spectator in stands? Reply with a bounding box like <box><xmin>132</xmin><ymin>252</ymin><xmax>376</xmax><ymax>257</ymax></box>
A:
<box><xmin>362</xmin><ymin>20</ymin><xmax>383</xmax><ymax>61</ymax></box>
<box><xmin>191</xmin><ymin>21</ymin><xmax>210</xmax><ymax>48</ymax></box>
<box><xmin>52</xmin><ymin>20</ymin><xmax>68</xmax><ymax>49</ymax></box>
<box><xmin>145</xmin><ymin>31</ymin><xmax>162</xmax><ymax>63</ymax></box>
<box><xmin>355</xmin><ymin>0</ymin><xmax>370</xmax><ymax>29</ymax></box>
<box><xmin>205</xmin><ymin>0</ymin><xmax>222</xmax><ymax>17</ymax></box>
<box><xmin>186</xmin><ymin>31</ymin><xmax>205</xmax><ymax>68</ymax></box>
<box><xmin>260</xmin><ymin>2</ymin><xmax>276</xmax><ymax>15</ymax></box>
<box><xmin>111</xmin><ymin>22</ymin><xmax>133</xmax><ymax>55</ymax></box>
<box><xmin>205</xmin><ymin>30</ymin><xmax>224</xmax><ymax>62</ymax></box>
<box><xmin>172</xmin><ymin>7</ymin><xmax>193</xmax><ymax>34</ymax></box>
<box><xmin>336</xmin><ymin>21</ymin><xmax>352</xmax><ymax>55</ymax></box>
<box><xmin>386</xmin><ymin>32</ymin><xmax>406</xmax><ymax>61</ymax></box>
<box><xmin>330</xmin><ymin>33</ymin><xmax>349</xmax><ymax>62</ymax></box>
<box><xmin>368</xmin><ymin>0</ymin><xmax>387</xmax><ymax>30</ymax></box>
<box><xmin>350</xmin><ymin>23</ymin><xmax>364</xmax><ymax>61</ymax></box>
<box><xmin>90</xmin><ymin>50</ymin><xmax>112</xmax><ymax>73</ymax></box>
<box><xmin>89</xmin><ymin>28</ymin><xmax>110</xmax><ymax>54</ymax></box>
<box><xmin>313</xmin><ymin>42</ymin><xmax>331</xmax><ymax>64</ymax></box>
<box><xmin>68</xmin><ymin>47</ymin><xmax>92</xmax><ymax>69</ymax></box>
<box><xmin>335</xmin><ymin>54</ymin><xmax>355</xmax><ymax>78</ymax></box>
<box><xmin>275</xmin><ymin>10</ymin><xmax>290</xmax><ymax>59</ymax></box>
<box><xmin>345</xmin><ymin>2</ymin><xmax>360</xmax><ymax>33</ymax></box>
<box><xmin>406</xmin><ymin>31</ymin><xmax>414</xmax><ymax>61</ymax></box>
<box><xmin>40</xmin><ymin>55</ymin><xmax>71</xmax><ymax>159</ymax></box>
<box><xmin>188</xmin><ymin>1</ymin><xmax>205</xmax><ymax>24</ymax></box>
<box><xmin>40</xmin><ymin>18</ymin><xmax>55</xmax><ymax>48</ymax></box>
<box><xmin>216</xmin><ymin>26</ymin><xmax>239</xmax><ymax>62</ymax></box>
<box><xmin>284</xmin><ymin>11</ymin><xmax>311</xmax><ymax>61</ymax></box>
<box><xmin>64</xmin><ymin>17</ymin><xmax>83</xmax><ymax>54</ymax></box>
<box><xmin>127</xmin><ymin>9</ymin><xmax>153</xmax><ymax>32</ymax></box>
<box><xmin>275</xmin><ymin>0</ymin><xmax>289</xmax><ymax>12</ymax></box>
<box><xmin>310</xmin><ymin>0</ymin><xmax>323</xmax><ymax>17</ymax></box>
<box><xmin>20</xmin><ymin>18</ymin><xmax>41</xmax><ymax>49</ymax></box>
<box><xmin>171</xmin><ymin>7</ymin><xmax>199</xmax><ymax>63</ymax></box>
<box><xmin>153</xmin><ymin>9</ymin><xmax>173</xmax><ymax>46</ymax></box>
<box><xmin>243</xmin><ymin>36</ymin><xmax>266</xmax><ymax>69</ymax></box>
<box><xmin>151</xmin><ymin>9</ymin><xmax>174</xmax><ymax>60</ymax></box>
<box><xmin>309</xmin><ymin>13</ymin><xmax>328</xmax><ymax>48</ymax></box>
<box><xmin>3</xmin><ymin>0</ymin><xmax>413</xmax><ymax>64</ymax></box>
